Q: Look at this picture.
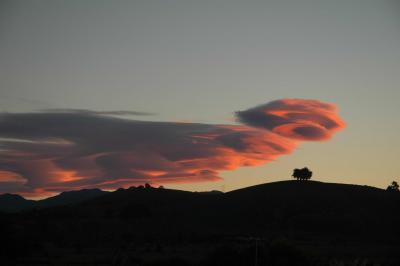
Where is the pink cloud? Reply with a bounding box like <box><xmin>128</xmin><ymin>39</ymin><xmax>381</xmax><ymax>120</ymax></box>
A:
<box><xmin>0</xmin><ymin>99</ymin><xmax>345</xmax><ymax>197</ymax></box>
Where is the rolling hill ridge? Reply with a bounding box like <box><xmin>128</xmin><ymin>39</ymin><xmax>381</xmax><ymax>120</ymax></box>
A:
<box><xmin>1</xmin><ymin>181</ymin><xmax>399</xmax><ymax>265</ymax></box>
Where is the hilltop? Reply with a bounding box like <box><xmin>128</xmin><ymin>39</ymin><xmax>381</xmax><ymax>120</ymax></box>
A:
<box><xmin>1</xmin><ymin>181</ymin><xmax>399</xmax><ymax>265</ymax></box>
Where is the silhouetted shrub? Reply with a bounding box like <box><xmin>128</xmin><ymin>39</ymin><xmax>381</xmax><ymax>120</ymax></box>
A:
<box><xmin>386</xmin><ymin>181</ymin><xmax>399</xmax><ymax>192</ymax></box>
<box><xmin>292</xmin><ymin>167</ymin><xmax>313</xmax><ymax>181</ymax></box>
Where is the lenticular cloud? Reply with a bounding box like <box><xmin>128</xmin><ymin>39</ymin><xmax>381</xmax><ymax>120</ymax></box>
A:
<box><xmin>236</xmin><ymin>99</ymin><xmax>345</xmax><ymax>141</ymax></box>
<box><xmin>0</xmin><ymin>99</ymin><xmax>345</xmax><ymax>197</ymax></box>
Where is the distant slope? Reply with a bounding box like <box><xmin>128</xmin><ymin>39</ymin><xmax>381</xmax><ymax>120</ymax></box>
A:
<box><xmin>0</xmin><ymin>194</ymin><xmax>36</xmax><ymax>212</ymax></box>
<box><xmin>92</xmin><ymin>181</ymin><xmax>399</xmax><ymax>239</ymax></box>
<box><xmin>220</xmin><ymin>181</ymin><xmax>400</xmax><ymax>237</ymax></box>
<box><xmin>1</xmin><ymin>181</ymin><xmax>400</xmax><ymax>266</ymax></box>
<box><xmin>37</xmin><ymin>188</ymin><xmax>108</xmax><ymax>208</ymax></box>
<box><xmin>1</xmin><ymin>180</ymin><xmax>400</xmax><ymax>264</ymax></box>
<box><xmin>8</xmin><ymin>181</ymin><xmax>397</xmax><ymax>239</ymax></box>
<box><xmin>1</xmin><ymin>181</ymin><xmax>400</xmax><ymax>240</ymax></box>
<box><xmin>0</xmin><ymin>188</ymin><xmax>109</xmax><ymax>212</ymax></box>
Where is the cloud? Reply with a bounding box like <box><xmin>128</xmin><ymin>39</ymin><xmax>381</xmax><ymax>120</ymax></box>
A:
<box><xmin>41</xmin><ymin>108</ymin><xmax>155</xmax><ymax>116</ymax></box>
<box><xmin>0</xmin><ymin>99</ymin><xmax>345</xmax><ymax>197</ymax></box>
<box><xmin>236</xmin><ymin>99</ymin><xmax>346</xmax><ymax>140</ymax></box>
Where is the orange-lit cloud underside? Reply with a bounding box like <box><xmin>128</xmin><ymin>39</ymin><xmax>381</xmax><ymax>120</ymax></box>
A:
<box><xmin>0</xmin><ymin>99</ymin><xmax>345</xmax><ymax>197</ymax></box>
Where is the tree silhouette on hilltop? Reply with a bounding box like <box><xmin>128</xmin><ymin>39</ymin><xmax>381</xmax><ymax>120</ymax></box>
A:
<box><xmin>292</xmin><ymin>167</ymin><xmax>313</xmax><ymax>181</ymax></box>
<box><xmin>386</xmin><ymin>181</ymin><xmax>399</xmax><ymax>192</ymax></box>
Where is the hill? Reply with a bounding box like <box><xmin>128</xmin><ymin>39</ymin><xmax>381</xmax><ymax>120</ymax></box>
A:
<box><xmin>0</xmin><ymin>193</ymin><xmax>36</xmax><ymax>212</ymax></box>
<box><xmin>1</xmin><ymin>181</ymin><xmax>400</xmax><ymax>265</ymax></box>
<box><xmin>0</xmin><ymin>188</ymin><xmax>108</xmax><ymax>212</ymax></box>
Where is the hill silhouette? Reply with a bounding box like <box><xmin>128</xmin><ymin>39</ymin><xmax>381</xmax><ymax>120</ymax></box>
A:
<box><xmin>0</xmin><ymin>188</ymin><xmax>108</xmax><ymax>212</ymax></box>
<box><xmin>0</xmin><ymin>193</ymin><xmax>36</xmax><ymax>212</ymax></box>
<box><xmin>1</xmin><ymin>181</ymin><xmax>400</xmax><ymax>265</ymax></box>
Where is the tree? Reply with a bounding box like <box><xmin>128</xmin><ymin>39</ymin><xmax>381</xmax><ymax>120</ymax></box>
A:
<box><xmin>292</xmin><ymin>167</ymin><xmax>312</xmax><ymax>181</ymax></box>
<box><xmin>386</xmin><ymin>181</ymin><xmax>399</xmax><ymax>192</ymax></box>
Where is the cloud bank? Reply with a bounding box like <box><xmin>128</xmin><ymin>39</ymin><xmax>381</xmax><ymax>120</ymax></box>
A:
<box><xmin>0</xmin><ymin>99</ymin><xmax>345</xmax><ymax>197</ymax></box>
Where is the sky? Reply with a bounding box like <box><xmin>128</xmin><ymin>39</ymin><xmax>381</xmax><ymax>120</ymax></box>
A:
<box><xmin>0</xmin><ymin>0</ymin><xmax>399</xmax><ymax>198</ymax></box>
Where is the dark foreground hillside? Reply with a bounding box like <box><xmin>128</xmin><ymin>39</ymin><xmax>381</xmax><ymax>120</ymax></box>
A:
<box><xmin>1</xmin><ymin>181</ymin><xmax>399</xmax><ymax>266</ymax></box>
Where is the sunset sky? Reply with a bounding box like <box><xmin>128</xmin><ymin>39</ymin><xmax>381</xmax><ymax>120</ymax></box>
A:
<box><xmin>0</xmin><ymin>0</ymin><xmax>399</xmax><ymax>198</ymax></box>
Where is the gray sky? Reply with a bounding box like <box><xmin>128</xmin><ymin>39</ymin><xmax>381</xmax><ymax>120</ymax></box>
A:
<box><xmin>1</xmin><ymin>0</ymin><xmax>399</xmax><ymax>193</ymax></box>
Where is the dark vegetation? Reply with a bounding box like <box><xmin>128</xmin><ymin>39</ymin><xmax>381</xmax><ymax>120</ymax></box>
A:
<box><xmin>1</xmin><ymin>181</ymin><xmax>400</xmax><ymax>265</ymax></box>
<box><xmin>292</xmin><ymin>167</ymin><xmax>313</xmax><ymax>181</ymax></box>
<box><xmin>386</xmin><ymin>181</ymin><xmax>399</xmax><ymax>192</ymax></box>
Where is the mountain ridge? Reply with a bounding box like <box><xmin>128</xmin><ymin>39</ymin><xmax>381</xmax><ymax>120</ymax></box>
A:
<box><xmin>0</xmin><ymin>188</ymin><xmax>109</xmax><ymax>212</ymax></box>
<box><xmin>1</xmin><ymin>180</ymin><xmax>399</xmax><ymax>264</ymax></box>
<box><xmin>0</xmin><ymin>180</ymin><xmax>397</xmax><ymax>212</ymax></box>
